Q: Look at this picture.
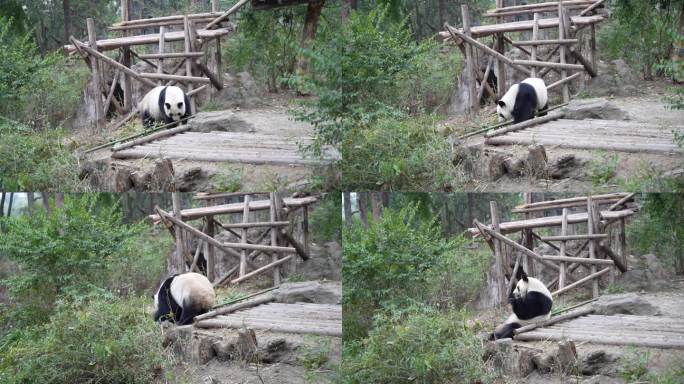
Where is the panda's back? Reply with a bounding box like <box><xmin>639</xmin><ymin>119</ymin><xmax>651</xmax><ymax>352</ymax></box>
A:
<box><xmin>139</xmin><ymin>86</ymin><xmax>165</xmax><ymax>118</ymax></box>
<box><xmin>170</xmin><ymin>272</ymin><xmax>215</xmax><ymax>310</ymax></box>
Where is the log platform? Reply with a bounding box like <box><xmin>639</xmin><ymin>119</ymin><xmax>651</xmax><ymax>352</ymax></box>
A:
<box><xmin>516</xmin><ymin>313</ymin><xmax>684</xmax><ymax>349</ymax></box>
<box><xmin>195</xmin><ymin>302</ymin><xmax>342</xmax><ymax>337</ymax></box>
<box><xmin>484</xmin><ymin>119</ymin><xmax>684</xmax><ymax>154</ymax></box>
<box><xmin>111</xmin><ymin>130</ymin><xmax>341</xmax><ymax>165</ymax></box>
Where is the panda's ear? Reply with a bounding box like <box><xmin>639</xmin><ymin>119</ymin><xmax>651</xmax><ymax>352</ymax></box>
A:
<box><xmin>516</xmin><ymin>267</ymin><xmax>528</xmax><ymax>282</ymax></box>
<box><xmin>497</xmin><ymin>100</ymin><xmax>506</xmax><ymax>108</ymax></box>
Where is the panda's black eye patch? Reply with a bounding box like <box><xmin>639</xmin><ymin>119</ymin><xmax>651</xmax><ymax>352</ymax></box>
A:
<box><xmin>165</xmin><ymin>103</ymin><xmax>171</xmax><ymax>109</ymax></box>
<box><xmin>177</xmin><ymin>102</ymin><xmax>183</xmax><ymax>108</ymax></box>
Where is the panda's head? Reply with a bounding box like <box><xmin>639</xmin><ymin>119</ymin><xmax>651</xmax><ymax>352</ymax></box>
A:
<box><xmin>512</xmin><ymin>267</ymin><xmax>529</xmax><ymax>298</ymax></box>
<box><xmin>163</xmin><ymin>86</ymin><xmax>187</xmax><ymax>122</ymax></box>
<box><xmin>496</xmin><ymin>83</ymin><xmax>519</xmax><ymax>122</ymax></box>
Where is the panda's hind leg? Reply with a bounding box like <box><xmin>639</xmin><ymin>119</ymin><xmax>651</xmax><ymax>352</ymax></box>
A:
<box><xmin>490</xmin><ymin>322</ymin><xmax>522</xmax><ymax>340</ymax></box>
<box><xmin>177</xmin><ymin>303</ymin><xmax>202</xmax><ymax>325</ymax></box>
<box><xmin>538</xmin><ymin>103</ymin><xmax>549</xmax><ymax>117</ymax></box>
<box><xmin>141</xmin><ymin>110</ymin><xmax>155</xmax><ymax>128</ymax></box>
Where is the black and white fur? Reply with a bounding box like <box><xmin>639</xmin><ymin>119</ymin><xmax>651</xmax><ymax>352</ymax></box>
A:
<box><xmin>490</xmin><ymin>267</ymin><xmax>553</xmax><ymax>340</ymax></box>
<box><xmin>138</xmin><ymin>85</ymin><xmax>192</xmax><ymax>128</ymax></box>
<box><xmin>497</xmin><ymin>77</ymin><xmax>548</xmax><ymax>123</ymax></box>
<box><xmin>153</xmin><ymin>272</ymin><xmax>215</xmax><ymax>325</ymax></box>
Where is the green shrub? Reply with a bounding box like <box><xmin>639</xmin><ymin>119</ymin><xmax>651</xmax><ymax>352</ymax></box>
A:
<box><xmin>341</xmin><ymin>308</ymin><xmax>491</xmax><ymax>384</ymax></box>
<box><xmin>0</xmin><ymin>295</ymin><xmax>173</xmax><ymax>384</ymax></box>
<box><xmin>340</xmin><ymin>115</ymin><xmax>460</xmax><ymax>191</ymax></box>
<box><xmin>309</xmin><ymin>192</ymin><xmax>342</xmax><ymax>243</ymax></box>
<box><xmin>343</xmin><ymin>204</ymin><xmax>482</xmax><ymax>340</ymax></box>
<box><xmin>0</xmin><ymin>195</ymin><xmax>142</xmax><ymax>326</ymax></box>
<box><xmin>0</xmin><ymin>121</ymin><xmax>81</xmax><ymax>191</ymax></box>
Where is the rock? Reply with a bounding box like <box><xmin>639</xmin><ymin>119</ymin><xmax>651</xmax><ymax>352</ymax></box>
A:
<box><xmin>533</xmin><ymin>351</ymin><xmax>555</xmax><ymax>373</ymax></box>
<box><xmin>258</xmin><ymin>338</ymin><xmax>293</xmax><ymax>364</ymax></box>
<box><xmin>586</xmin><ymin>59</ymin><xmax>639</xmax><ymax>97</ymax></box>
<box><xmin>211</xmin><ymin>71</ymin><xmax>261</xmax><ymax>108</ymax></box>
<box><xmin>555</xmin><ymin>340</ymin><xmax>577</xmax><ymax>373</ymax></box>
<box><xmin>548</xmin><ymin>154</ymin><xmax>582</xmax><ymax>179</ymax></box>
<box><xmin>515</xmin><ymin>348</ymin><xmax>538</xmax><ymax>377</ymax></box>
<box><xmin>484</xmin><ymin>340</ymin><xmax>539</xmax><ymax>377</ymax></box>
<box><xmin>481</xmin><ymin>151</ymin><xmax>507</xmax><ymax>181</ymax></box>
<box><xmin>213</xmin><ymin>336</ymin><xmax>239</xmax><ymax>361</ymax></box>
<box><xmin>504</xmin><ymin>156</ymin><xmax>525</xmax><ymax>177</ymax></box>
<box><xmin>274</xmin><ymin>281</ymin><xmax>341</xmax><ymax>304</ymax></box>
<box><xmin>187</xmin><ymin>111</ymin><xmax>255</xmax><ymax>133</ymax></box>
<box><xmin>526</xmin><ymin>144</ymin><xmax>547</xmax><ymax>178</ymax></box>
<box><xmin>581</xmin><ymin>375</ymin><xmax>625</xmax><ymax>384</ymax></box>
<box><xmin>562</xmin><ymin>99</ymin><xmax>630</xmax><ymax>120</ymax></box>
<box><xmin>148</xmin><ymin>158</ymin><xmax>175</xmax><ymax>191</ymax></box>
<box><xmin>177</xmin><ymin>167</ymin><xmax>206</xmax><ymax>192</ymax></box>
<box><xmin>296</xmin><ymin>242</ymin><xmax>342</xmax><ymax>281</ymax></box>
<box><xmin>237</xmin><ymin>328</ymin><xmax>258</xmax><ymax>362</ymax></box>
<box><xmin>616</xmin><ymin>254</ymin><xmax>671</xmax><ymax>291</ymax></box>
<box><xmin>580</xmin><ymin>350</ymin><xmax>617</xmax><ymax>375</ymax></box>
<box><xmin>592</xmin><ymin>292</ymin><xmax>660</xmax><ymax>316</ymax></box>
<box><xmin>114</xmin><ymin>166</ymin><xmax>134</xmax><ymax>191</ymax></box>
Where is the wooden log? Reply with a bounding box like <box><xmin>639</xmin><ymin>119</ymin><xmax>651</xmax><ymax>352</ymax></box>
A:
<box><xmin>553</xmin><ymin>267</ymin><xmax>610</xmax><ymax>296</ymax></box>
<box><xmin>87</xmin><ymin>19</ymin><xmax>105</xmax><ymax>131</ymax></box>
<box><xmin>231</xmin><ymin>255</ymin><xmax>294</xmax><ymax>285</ymax></box>
<box><xmin>139</xmin><ymin>52</ymin><xmax>205</xmax><ymax>59</ymax></box>
<box><xmin>212</xmin><ymin>0</ymin><xmax>220</xmax><ymax>12</ymax></box>
<box><xmin>485</xmin><ymin>3</ymin><xmax>591</xmax><ymax>18</ymax></box>
<box><xmin>477</xmin><ymin>56</ymin><xmax>494</xmax><ymax>102</ymax></box>
<box><xmin>515</xmin><ymin>332</ymin><xmax>684</xmax><ymax>349</ymax></box>
<box><xmin>215</xmin><ymin>37</ymin><xmax>223</xmax><ymax>85</ymax></box>
<box><xmin>461</xmin><ymin>5</ymin><xmax>478</xmax><ymax>115</ymax></box>
<box><xmin>206</xmin><ymin>216</ymin><xmax>215</xmax><ymax>281</ymax></box>
<box><xmin>195</xmin><ymin>317</ymin><xmax>342</xmax><ymax>337</ymax></box>
<box><xmin>580</xmin><ymin>0</ymin><xmax>608</xmax><ymax>16</ymax></box>
<box><xmin>187</xmin><ymin>84</ymin><xmax>208</xmax><ymax>96</ymax></box>
<box><xmin>108</xmin><ymin>16</ymin><xmax>219</xmax><ymax>31</ymax></box>
<box><xmin>171</xmin><ymin>194</ymin><xmax>186</xmax><ymax>272</ymax></box>
<box><xmin>515</xmin><ymin>193</ymin><xmax>629</xmax><ymax>210</ymax></box>
<box><xmin>484</xmin><ymin>112</ymin><xmax>565</xmax><ymax>138</ymax></box>
<box><xmin>239</xmin><ymin>194</ymin><xmax>251</xmax><ymax>277</ymax></box>
<box><xmin>542</xmin><ymin>255</ymin><xmax>614</xmax><ymax>265</ymax></box>
<box><xmin>191</xmin><ymin>238</ymin><xmax>203</xmax><ymax>272</ymax></box>
<box><xmin>569</xmin><ymin>47</ymin><xmax>597</xmax><ymax>77</ymax></box>
<box><xmin>156</xmin><ymin>207</ymin><xmax>254</xmax><ymax>268</ymax></box>
<box><xmin>547</xmin><ymin>72</ymin><xmax>582</xmax><ymax>90</ymax></box>
<box><xmin>438</xmin><ymin>15</ymin><xmax>606</xmax><ymax>39</ymax></box>
<box><xmin>490</xmin><ymin>201</ymin><xmax>507</xmax><ymax>305</ymax></box>
<box><xmin>506</xmin><ymin>254</ymin><xmax>521</xmax><ymax>296</ymax></box>
<box><xmin>206</xmin><ymin>0</ymin><xmax>250</xmax><ymax>29</ymax></box>
<box><xmin>489</xmin><ymin>0</ymin><xmax>594</xmax><ymax>14</ymax></box>
<box><xmin>598</xmin><ymin>242</ymin><xmax>628</xmax><ymax>273</ymax></box>
<box><xmin>587</xmin><ymin>196</ymin><xmax>599</xmax><ymax>297</ymax></box>
<box><xmin>558</xmin><ymin>2</ymin><xmax>571</xmax><ymax>102</ymax></box>
<box><xmin>514</xmin><ymin>307</ymin><xmax>594</xmax><ymax>335</ymax></box>
<box><xmin>222</xmin><ymin>241</ymin><xmax>296</xmax><ymax>254</ymax></box>
<box><xmin>195</xmin><ymin>192</ymin><xmax>267</xmax><ymax>200</ymax></box>
<box><xmin>513</xmin><ymin>39</ymin><xmax>579</xmax><ymax>46</ymax></box>
<box><xmin>195</xmin><ymin>61</ymin><xmax>224</xmax><ymax>89</ymax></box>
<box><xmin>156</xmin><ymin>26</ymin><xmax>166</xmax><ymax>85</ymax></box>
<box><xmin>70</xmin><ymin>37</ymin><xmax>157</xmax><ymax>87</ymax></box>
<box><xmin>513</xmin><ymin>59</ymin><xmax>584</xmax><ymax>70</ymax></box>
<box><xmin>504</xmin><ymin>34</ymin><xmax>532</xmax><ymax>56</ymax></box>
<box><xmin>270</xmin><ymin>193</ymin><xmax>281</xmax><ymax>286</ymax></box>
<box><xmin>64</xmin><ymin>28</ymin><xmax>232</xmax><ymax>53</ymax></box>
<box><xmin>194</xmin><ymin>294</ymin><xmax>275</xmax><ymax>321</ymax></box>
<box><xmin>138</xmin><ymin>72</ymin><xmax>211</xmax><ymax>83</ymax></box>
<box><xmin>112</xmin><ymin>125</ymin><xmax>190</xmax><ymax>151</ymax></box>
<box><xmin>445</xmin><ymin>24</ymin><xmax>532</xmax><ymax>76</ymax></box>
<box><xmin>103</xmin><ymin>69</ymin><xmax>121</xmax><ymax>115</ymax></box>
<box><xmin>218</xmin><ymin>221</ymin><xmax>290</xmax><ymax>229</ymax></box>
<box><xmin>608</xmin><ymin>193</ymin><xmax>635</xmax><ymax>211</ymax></box>
<box><xmin>280</xmin><ymin>229</ymin><xmax>311</xmax><ymax>260</ymax></box>
<box><xmin>149</xmin><ymin>197</ymin><xmax>319</xmax><ymax>222</ymax></box>
<box><xmin>110</xmin><ymin>12</ymin><xmax>222</xmax><ymax>28</ymax></box>
<box><xmin>558</xmin><ymin>208</ymin><xmax>569</xmax><ymax>295</ymax></box>
<box><xmin>474</xmin><ymin>220</ymin><xmax>562</xmax><ymax>273</ymax></box>
<box><xmin>540</xmin><ymin>234</ymin><xmax>608</xmax><ymax>241</ymax></box>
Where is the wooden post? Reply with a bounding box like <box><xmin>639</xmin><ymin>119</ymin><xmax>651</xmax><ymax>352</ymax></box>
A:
<box><xmin>587</xmin><ymin>196</ymin><xmax>599</xmax><ymax>297</ymax></box>
<box><xmin>522</xmin><ymin>193</ymin><xmax>533</xmax><ymax>274</ymax></box>
<box><xmin>206</xmin><ymin>215</ymin><xmax>215</xmax><ymax>282</ymax></box>
<box><xmin>531</xmin><ymin>12</ymin><xmax>539</xmax><ymax>78</ymax></box>
<box><xmin>121</xmin><ymin>0</ymin><xmax>132</xmax><ymax>112</ymax></box>
<box><xmin>215</xmin><ymin>38</ymin><xmax>223</xmax><ymax>86</ymax></box>
<box><xmin>172</xmin><ymin>192</ymin><xmax>186</xmax><ymax>273</ymax></box>
<box><xmin>183</xmin><ymin>16</ymin><xmax>196</xmax><ymax>112</ymax></box>
<box><xmin>86</xmin><ymin>18</ymin><xmax>104</xmax><ymax>132</ymax></box>
<box><xmin>558</xmin><ymin>1</ymin><xmax>571</xmax><ymax>102</ymax></box>
<box><xmin>270</xmin><ymin>193</ymin><xmax>281</xmax><ymax>286</ymax></box>
<box><xmin>590</xmin><ymin>24</ymin><xmax>597</xmax><ymax>76</ymax></box>
<box><xmin>618</xmin><ymin>218</ymin><xmax>627</xmax><ymax>269</ymax></box>
<box><xmin>302</xmin><ymin>205</ymin><xmax>310</xmax><ymax>257</ymax></box>
<box><xmin>240</xmin><ymin>194</ymin><xmax>251</xmax><ymax>277</ymax></box>
<box><xmin>461</xmin><ymin>5</ymin><xmax>478</xmax><ymax>115</ymax></box>
<box><xmin>211</xmin><ymin>0</ymin><xmax>220</xmax><ymax>13</ymax></box>
<box><xmin>559</xmin><ymin>208</ymin><xmax>568</xmax><ymax>303</ymax></box>
<box><xmin>157</xmin><ymin>26</ymin><xmax>166</xmax><ymax>86</ymax></box>
<box><xmin>490</xmin><ymin>201</ymin><xmax>506</xmax><ymax>306</ymax></box>
<box><xmin>495</xmin><ymin>0</ymin><xmax>506</xmax><ymax>98</ymax></box>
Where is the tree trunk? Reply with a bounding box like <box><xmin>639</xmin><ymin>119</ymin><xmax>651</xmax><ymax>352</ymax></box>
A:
<box><xmin>357</xmin><ymin>192</ymin><xmax>369</xmax><ymax>228</ymax></box>
<box><xmin>370</xmin><ymin>192</ymin><xmax>383</xmax><ymax>221</ymax></box>
<box><xmin>343</xmin><ymin>192</ymin><xmax>352</xmax><ymax>225</ymax></box>
<box><xmin>41</xmin><ymin>193</ymin><xmax>51</xmax><ymax>215</ymax></box>
<box><xmin>55</xmin><ymin>193</ymin><xmax>64</xmax><ymax>209</ymax></box>
<box><xmin>438</xmin><ymin>0</ymin><xmax>447</xmax><ymax>29</ymax></box>
<box><xmin>674</xmin><ymin>1</ymin><xmax>684</xmax><ymax>83</ymax></box>
<box><xmin>341</xmin><ymin>0</ymin><xmax>358</xmax><ymax>23</ymax></box>
<box><xmin>298</xmin><ymin>0</ymin><xmax>325</xmax><ymax>72</ymax></box>
<box><xmin>63</xmin><ymin>0</ymin><xmax>71</xmax><ymax>44</ymax></box>
<box><xmin>0</xmin><ymin>192</ymin><xmax>5</xmax><ymax>217</ymax></box>
<box><xmin>26</xmin><ymin>192</ymin><xmax>35</xmax><ymax>214</ymax></box>
<box><xmin>6</xmin><ymin>193</ymin><xmax>14</xmax><ymax>217</ymax></box>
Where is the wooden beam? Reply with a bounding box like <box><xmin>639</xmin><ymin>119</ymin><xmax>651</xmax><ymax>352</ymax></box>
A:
<box><xmin>587</xmin><ymin>196</ymin><xmax>599</xmax><ymax>297</ymax></box>
<box><xmin>530</xmin><ymin>13</ymin><xmax>540</xmax><ymax>78</ymax></box>
<box><xmin>490</xmin><ymin>201</ymin><xmax>507</xmax><ymax>305</ymax></box>
<box><xmin>514</xmin><ymin>59</ymin><xmax>585</xmax><ymax>70</ymax></box>
<box><xmin>553</xmin><ymin>266</ymin><xmax>610</xmax><ymax>296</ymax></box>
<box><xmin>270</xmin><ymin>193</ymin><xmax>281</xmax><ymax>286</ymax></box>
<box><xmin>513</xmin><ymin>39</ymin><xmax>579</xmax><ymax>46</ymax></box>
<box><xmin>514</xmin><ymin>307</ymin><xmax>595</xmax><ymax>335</ymax></box>
<box><xmin>112</xmin><ymin>125</ymin><xmax>191</xmax><ymax>152</ymax></box>
<box><xmin>206</xmin><ymin>0</ymin><xmax>249</xmax><ymax>29</ymax></box>
<box><xmin>138</xmin><ymin>72</ymin><xmax>211</xmax><ymax>83</ymax></box>
<box><xmin>280</xmin><ymin>229</ymin><xmax>311</xmax><ymax>260</ymax></box>
<box><xmin>139</xmin><ymin>52</ymin><xmax>204</xmax><ymax>59</ymax></box>
<box><xmin>86</xmin><ymin>18</ymin><xmax>104</xmax><ymax>131</ymax></box>
<box><xmin>489</xmin><ymin>0</ymin><xmax>594</xmax><ymax>13</ymax></box>
<box><xmin>547</xmin><ymin>72</ymin><xmax>582</xmax><ymax>90</ymax></box>
<box><xmin>540</xmin><ymin>234</ymin><xmax>608</xmax><ymax>241</ymax></box>
<box><xmin>438</xmin><ymin>15</ymin><xmax>606</xmax><ymax>39</ymax></box>
<box><xmin>580</xmin><ymin>0</ymin><xmax>608</xmax><ymax>16</ymax></box>
<box><xmin>542</xmin><ymin>255</ymin><xmax>615</xmax><ymax>265</ymax></box>
<box><xmin>194</xmin><ymin>294</ymin><xmax>275</xmax><ymax>321</ymax></box>
<box><xmin>231</xmin><ymin>255</ymin><xmax>293</xmax><ymax>285</ymax></box>
<box><xmin>218</xmin><ymin>221</ymin><xmax>290</xmax><ymax>229</ymax></box>
<box><xmin>484</xmin><ymin>112</ymin><xmax>565</xmax><ymax>138</ymax></box>
<box><xmin>64</xmin><ymin>28</ymin><xmax>233</xmax><ymax>53</ymax></box>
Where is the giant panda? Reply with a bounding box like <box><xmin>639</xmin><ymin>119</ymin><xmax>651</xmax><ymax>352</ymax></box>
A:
<box><xmin>490</xmin><ymin>267</ymin><xmax>553</xmax><ymax>340</ymax></box>
<box><xmin>153</xmin><ymin>272</ymin><xmax>215</xmax><ymax>325</ymax></box>
<box><xmin>496</xmin><ymin>77</ymin><xmax>548</xmax><ymax>123</ymax></box>
<box><xmin>138</xmin><ymin>85</ymin><xmax>192</xmax><ymax>128</ymax></box>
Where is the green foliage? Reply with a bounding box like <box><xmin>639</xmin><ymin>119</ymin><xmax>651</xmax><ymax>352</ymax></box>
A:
<box><xmin>309</xmin><ymin>193</ymin><xmax>342</xmax><ymax>243</ymax></box>
<box><xmin>225</xmin><ymin>7</ymin><xmax>304</xmax><ymax>91</ymax></box>
<box><xmin>341</xmin><ymin>308</ymin><xmax>491</xmax><ymax>384</ymax></box>
<box><xmin>618</xmin><ymin>348</ymin><xmax>650</xmax><ymax>382</ymax></box>
<box><xmin>598</xmin><ymin>0</ymin><xmax>683</xmax><ymax>79</ymax></box>
<box><xmin>343</xmin><ymin>204</ymin><xmax>483</xmax><ymax>340</ymax></box>
<box><xmin>627</xmin><ymin>193</ymin><xmax>684</xmax><ymax>274</ymax></box>
<box><xmin>298</xmin><ymin>340</ymin><xmax>331</xmax><ymax>371</ymax></box>
<box><xmin>0</xmin><ymin>295</ymin><xmax>172</xmax><ymax>384</ymax></box>
<box><xmin>588</xmin><ymin>152</ymin><xmax>619</xmax><ymax>186</ymax></box>
<box><xmin>341</xmin><ymin>116</ymin><xmax>460</xmax><ymax>190</ymax></box>
<box><xmin>0</xmin><ymin>121</ymin><xmax>81</xmax><ymax>191</ymax></box>
<box><xmin>290</xmin><ymin>7</ymin><xmax>460</xmax><ymax>149</ymax></box>
<box><xmin>0</xmin><ymin>195</ymin><xmax>142</xmax><ymax>326</ymax></box>
<box><xmin>0</xmin><ymin>18</ymin><xmax>87</xmax><ymax>126</ymax></box>
<box><xmin>212</xmin><ymin>165</ymin><xmax>244</xmax><ymax>192</ymax></box>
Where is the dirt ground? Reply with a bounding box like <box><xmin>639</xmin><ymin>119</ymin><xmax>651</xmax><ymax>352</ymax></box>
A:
<box><xmin>450</xmin><ymin>84</ymin><xmax>684</xmax><ymax>192</ymax></box>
